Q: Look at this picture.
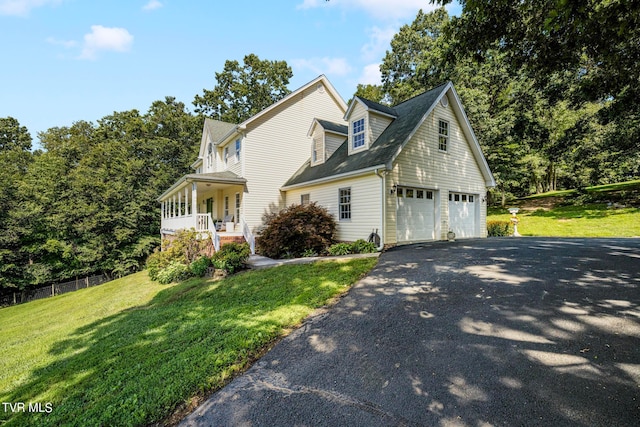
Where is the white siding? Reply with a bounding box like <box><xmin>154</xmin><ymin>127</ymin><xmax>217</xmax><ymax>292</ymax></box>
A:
<box><xmin>387</xmin><ymin>102</ymin><xmax>487</xmax><ymax>242</ymax></box>
<box><xmin>369</xmin><ymin>113</ymin><xmax>393</xmax><ymax>145</ymax></box>
<box><xmin>243</xmin><ymin>82</ymin><xmax>346</xmax><ymax>231</ymax></box>
<box><xmin>325</xmin><ymin>132</ymin><xmax>345</xmax><ymax>159</ymax></box>
<box><xmin>285</xmin><ymin>173</ymin><xmax>382</xmax><ymax>242</ymax></box>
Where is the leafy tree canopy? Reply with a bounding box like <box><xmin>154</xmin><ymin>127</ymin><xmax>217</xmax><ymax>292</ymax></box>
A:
<box><xmin>193</xmin><ymin>54</ymin><xmax>293</xmax><ymax>124</ymax></box>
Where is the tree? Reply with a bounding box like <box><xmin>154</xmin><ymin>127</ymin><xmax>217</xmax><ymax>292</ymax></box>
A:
<box><xmin>193</xmin><ymin>54</ymin><xmax>293</xmax><ymax>124</ymax></box>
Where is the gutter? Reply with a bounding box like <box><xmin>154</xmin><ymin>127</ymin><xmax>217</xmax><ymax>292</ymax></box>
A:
<box><xmin>281</xmin><ymin>164</ymin><xmax>387</xmax><ymax>191</ymax></box>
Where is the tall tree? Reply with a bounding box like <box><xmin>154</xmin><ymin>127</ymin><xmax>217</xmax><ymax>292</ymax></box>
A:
<box><xmin>193</xmin><ymin>54</ymin><xmax>293</xmax><ymax>123</ymax></box>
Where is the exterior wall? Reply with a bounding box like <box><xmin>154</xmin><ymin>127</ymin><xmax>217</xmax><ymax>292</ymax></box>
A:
<box><xmin>242</xmin><ymin>82</ymin><xmax>346</xmax><ymax>231</ymax></box>
<box><xmin>285</xmin><ymin>173</ymin><xmax>383</xmax><ymax>242</ymax></box>
<box><xmin>387</xmin><ymin>101</ymin><xmax>487</xmax><ymax>243</ymax></box>
<box><xmin>369</xmin><ymin>112</ymin><xmax>393</xmax><ymax>144</ymax></box>
<box><xmin>325</xmin><ymin>132</ymin><xmax>345</xmax><ymax>159</ymax></box>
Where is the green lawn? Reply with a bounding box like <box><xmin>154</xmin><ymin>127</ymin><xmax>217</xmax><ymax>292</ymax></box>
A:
<box><xmin>0</xmin><ymin>258</ymin><xmax>377</xmax><ymax>426</ymax></box>
<box><xmin>521</xmin><ymin>179</ymin><xmax>640</xmax><ymax>200</ymax></box>
<box><xmin>488</xmin><ymin>204</ymin><xmax>640</xmax><ymax>237</ymax></box>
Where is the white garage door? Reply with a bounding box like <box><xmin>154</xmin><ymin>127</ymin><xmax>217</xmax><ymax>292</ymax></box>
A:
<box><xmin>397</xmin><ymin>187</ymin><xmax>435</xmax><ymax>242</ymax></box>
<box><xmin>448</xmin><ymin>192</ymin><xmax>477</xmax><ymax>238</ymax></box>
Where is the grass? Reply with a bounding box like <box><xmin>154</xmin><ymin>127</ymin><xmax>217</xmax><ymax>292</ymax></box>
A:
<box><xmin>488</xmin><ymin>204</ymin><xmax>640</xmax><ymax>237</ymax></box>
<box><xmin>0</xmin><ymin>257</ymin><xmax>377</xmax><ymax>426</ymax></box>
<box><xmin>521</xmin><ymin>179</ymin><xmax>640</xmax><ymax>199</ymax></box>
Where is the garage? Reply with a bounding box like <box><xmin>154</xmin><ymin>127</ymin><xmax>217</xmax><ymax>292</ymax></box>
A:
<box><xmin>397</xmin><ymin>186</ymin><xmax>436</xmax><ymax>242</ymax></box>
<box><xmin>448</xmin><ymin>192</ymin><xmax>478</xmax><ymax>238</ymax></box>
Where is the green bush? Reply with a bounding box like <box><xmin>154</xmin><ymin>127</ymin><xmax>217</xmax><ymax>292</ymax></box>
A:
<box><xmin>487</xmin><ymin>220</ymin><xmax>512</xmax><ymax>237</ymax></box>
<box><xmin>301</xmin><ymin>248</ymin><xmax>318</xmax><ymax>257</ymax></box>
<box><xmin>156</xmin><ymin>261</ymin><xmax>192</xmax><ymax>284</ymax></box>
<box><xmin>257</xmin><ymin>202</ymin><xmax>337</xmax><ymax>259</ymax></box>
<box><xmin>328</xmin><ymin>243</ymin><xmax>351</xmax><ymax>256</ymax></box>
<box><xmin>146</xmin><ymin>250</ymin><xmax>173</xmax><ymax>281</ymax></box>
<box><xmin>189</xmin><ymin>256</ymin><xmax>211</xmax><ymax>277</ymax></box>
<box><xmin>212</xmin><ymin>242</ymin><xmax>251</xmax><ymax>274</ymax></box>
<box><xmin>351</xmin><ymin>239</ymin><xmax>377</xmax><ymax>254</ymax></box>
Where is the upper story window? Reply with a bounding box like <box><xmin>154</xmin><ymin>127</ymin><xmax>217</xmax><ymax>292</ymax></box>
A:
<box><xmin>438</xmin><ymin>119</ymin><xmax>449</xmax><ymax>152</ymax></box>
<box><xmin>312</xmin><ymin>135</ymin><xmax>323</xmax><ymax>164</ymax></box>
<box><xmin>352</xmin><ymin>118</ymin><xmax>365</xmax><ymax>150</ymax></box>
<box><xmin>301</xmin><ymin>194</ymin><xmax>310</xmax><ymax>205</ymax></box>
<box><xmin>235</xmin><ymin>139</ymin><xmax>241</xmax><ymax>163</ymax></box>
<box><xmin>224</xmin><ymin>146</ymin><xmax>229</xmax><ymax>165</ymax></box>
<box><xmin>207</xmin><ymin>142</ymin><xmax>214</xmax><ymax>169</ymax></box>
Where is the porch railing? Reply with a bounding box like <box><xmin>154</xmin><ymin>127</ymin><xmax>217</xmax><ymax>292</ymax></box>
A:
<box><xmin>196</xmin><ymin>213</ymin><xmax>220</xmax><ymax>252</ymax></box>
<box><xmin>240</xmin><ymin>216</ymin><xmax>255</xmax><ymax>254</ymax></box>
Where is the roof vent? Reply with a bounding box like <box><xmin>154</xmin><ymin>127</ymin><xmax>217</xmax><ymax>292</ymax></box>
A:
<box><xmin>317</xmin><ymin>83</ymin><xmax>325</xmax><ymax>94</ymax></box>
<box><xmin>440</xmin><ymin>96</ymin><xmax>449</xmax><ymax>108</ymax></box>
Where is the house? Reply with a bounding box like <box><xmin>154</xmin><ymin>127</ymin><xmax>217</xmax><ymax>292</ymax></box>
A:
<box><xmin>158</xmin><ymin>75</ymin><xmax>495</xmax><ymax>253</ymax></box>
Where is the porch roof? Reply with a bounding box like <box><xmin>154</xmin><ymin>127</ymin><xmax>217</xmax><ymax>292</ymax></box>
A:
<box><xmin>157</xmin><ymin>171</ymin><xmax>246</xmax><ymax>201</ymax></box>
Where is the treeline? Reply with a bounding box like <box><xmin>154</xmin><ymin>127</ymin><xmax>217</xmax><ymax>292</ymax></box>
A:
<box><xmin>0</xmin><ymin>99</ymin><xmax>201</xmax><ymax>291</ymax></box>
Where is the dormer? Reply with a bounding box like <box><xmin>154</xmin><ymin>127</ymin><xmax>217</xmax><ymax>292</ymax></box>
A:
<box><xmin>308</xmin><ymin>119</ymin><xmax>348</xmax><ymax>166</ymax></box>
<box><xmin>198</xmin><ymin>118</ymin><xmax>237</xmax><ymax>173</ymax></box>
<box><xmin>344</xmin><ymin>97</ymin><xmax>397</xmax><ymax>156</ymax></box>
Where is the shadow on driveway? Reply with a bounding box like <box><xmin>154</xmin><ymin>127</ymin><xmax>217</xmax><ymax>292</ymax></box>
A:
<box><xmin>181</xmin><ymin>238</ymin><xmax>640</xmax><ymax>426</ymax></box>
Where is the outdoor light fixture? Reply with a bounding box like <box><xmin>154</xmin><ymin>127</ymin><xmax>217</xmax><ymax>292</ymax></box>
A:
<box><xmin>391</xmin><ymin>184</ymin><xmax>397</xmax><ymax>194</ymax></box>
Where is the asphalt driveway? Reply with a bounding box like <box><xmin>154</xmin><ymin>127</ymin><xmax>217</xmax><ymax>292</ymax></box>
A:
<box><xmin>180</xmin><ymin>238</ymin><xmax>640</xmax><ymax>426</ymax></box>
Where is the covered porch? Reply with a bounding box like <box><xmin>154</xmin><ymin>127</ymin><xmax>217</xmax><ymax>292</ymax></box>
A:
<box><xmin>158</xmin><ymin>172</ymin><xmax>255</xmax><ymax>253</ymax></box>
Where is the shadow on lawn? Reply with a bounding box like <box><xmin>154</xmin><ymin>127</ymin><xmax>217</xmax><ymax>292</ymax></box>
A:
<box><xmin>185</xmin><ymin>238</ymin><xmax>640</xmax><ymax>426</ymax></box>
<box><xmin>1</xmin><ymin>261</ymin><xmax>367</xmax><ymax>427</ymax></box>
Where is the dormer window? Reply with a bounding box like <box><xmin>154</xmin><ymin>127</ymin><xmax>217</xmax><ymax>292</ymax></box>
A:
<box><xmin>352</xmin><ymin>118</ymin><xmax>365</xmax><ymax>150</ymax></box>
<box><xmin>224</xmin><ymin>146</ymin><xmax>229</xmax><ymax>164</ymax></box>
<box><xmin>235</xmin><ymin>138</ymin><xmax>241</xmax><ymax>163</ymax></box>
<box><xmin>207</xmin><ymin>142</ymin><xmax>214</xmax><ymax>169</ymax></box>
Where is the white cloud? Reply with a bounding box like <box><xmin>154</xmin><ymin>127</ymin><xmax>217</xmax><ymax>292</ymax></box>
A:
<box><xmin>358</xmin><ymin>63</ymin><xmax>382</xmax><ymax>86</ymax></box>
<box><xmin>79</xmin><ymin>25</ymin><xmax>133</xmax><ymax>60</ymax></box>
<box><xmin>296</xmin><ymin>0</ymin><xmax>438</xmax><ymax>21</ymax></box>
<box><xmin>361</xmin><ymin>26</ymin><xmax>396</xmax><ymax>62</ymax></box>
<box><xmin>292</xmin><ymin>57</ymin><xmax>352</xmax><ymax>77</ymax></box>
<box><xmin>142</xmin><ymin>0</ymin><xmax>162</xmax><ymax>11</ymax></box>
<box><xmin>45</xmin><ymin>36</ymin><xmax>77</xmax><ymax>48</ymax></box>
<box><xmin>0</xmin><ymin>0</ymin><xmax>62</xmax><ymax>16</ymax></box>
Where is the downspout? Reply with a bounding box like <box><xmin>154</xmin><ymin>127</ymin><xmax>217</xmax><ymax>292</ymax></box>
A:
<box><xmin>374</xmin><ymin>169</ymin><xmax>385</xmax><ymax>251</ymax></box>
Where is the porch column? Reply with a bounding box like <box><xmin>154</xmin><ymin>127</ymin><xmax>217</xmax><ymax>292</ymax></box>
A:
<box><xmin>185</xmin><ymin>186</ymin><xmax>190</xmax><ymax>215</ymax></box>
<box><xmin>172</xmin><ymin>195</ymin><xmax>176</xmax><ymax>217</ymax></box>
<box><xmin>161</xmin><ymin>201</ymin><xmax>165</xmax><ymax>219</ymax></box>
<box><xmin>191</xmin><ymin>182</ymin><xmax>198</xmax><ymax>216</ymax></box>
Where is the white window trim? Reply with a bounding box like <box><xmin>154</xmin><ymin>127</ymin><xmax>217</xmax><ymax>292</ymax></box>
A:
<box><xmin>351</xmin><ymin>116</ymin><xmax>366</xmax><ymax>152</ymax></box>
<box><xmin>438</xmin><ymin>119</ymin><xmax>449</xmax><ymax>153</ymax></box>
<box><xmin>301</xmin><ymin>193</ymin><xmax>310</xmax><ymax>205</ymax></box>
<box><xmin>235</xmin><ymin>139</ymin><xmax>241</xmax><ymax>164</ymax></box>
<box><xmin>224</xmin><ymin>146</ymin><xmax>229</xmax><ymax>165</ymax></box>
<box><xmin>338</xmin><ymin>187</ymin><xmax>351</xmax><ymax>221</ymax></box>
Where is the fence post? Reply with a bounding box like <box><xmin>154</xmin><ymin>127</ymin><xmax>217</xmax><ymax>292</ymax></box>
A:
<box><xmin>51</xmin><ymin>283</ymin><xmax>55</xmax><ymax>297</ymax></box>
<box><xmin>86</xmin><ymin>276</ymin><xmax>89</xmax><ymax>288</ymax></box>
<box><xmin>13</xmin><ymin>292</ymin><xmax>16</xmax><ymax>305</ymax></box>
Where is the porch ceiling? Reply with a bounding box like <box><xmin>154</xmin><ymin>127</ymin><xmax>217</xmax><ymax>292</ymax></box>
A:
<box><xmin>158</xmin><ymin>172</ymin><xmax>247</xmax><ymax>201</ymax></box>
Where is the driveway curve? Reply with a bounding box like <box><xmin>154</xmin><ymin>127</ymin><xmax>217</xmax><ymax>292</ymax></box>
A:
<box><xmin>180</xmin><ymin>238</ymin><xmax>640</xmax><ymax>426</ymax></box>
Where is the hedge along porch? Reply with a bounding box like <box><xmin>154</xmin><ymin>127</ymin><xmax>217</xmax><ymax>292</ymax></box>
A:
<box><xmin>157</xmin><ymin>172</ymin><xmax>254</xmax><ymax>253</ymax></box>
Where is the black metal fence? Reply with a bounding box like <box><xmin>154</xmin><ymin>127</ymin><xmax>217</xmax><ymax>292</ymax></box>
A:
<box><xmin>0</xmin><ymin>274</ymin><xmax>112</xmax><ymax>307</ymax></box>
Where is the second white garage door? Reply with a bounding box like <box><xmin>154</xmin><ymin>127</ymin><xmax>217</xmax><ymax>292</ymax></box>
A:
<box><xmin>397</xmin><ymin>187</ymin><xmax>435</xmax><ymax>242</ymax></box>
<box><xmin>448</xmin><ymin>192</ymin><xmax>478</xmax><ymax>238</ymax></box>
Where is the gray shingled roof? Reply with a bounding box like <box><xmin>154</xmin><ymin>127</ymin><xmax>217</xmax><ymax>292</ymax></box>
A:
<box><xmin>204</xmin><ymin>118</ymin><xmax>236</xmax><ymax>144</ymax></box>
<box><xmin>316</xmin><ymin>119</ymin><xmax>347</xmax><ymax>135</ymax></box>
<box><xmin>354</xmin><ymin>97</ymin><xmax>398</xmax><ymax>117</ymax></box>
<box><xmin>284</xmin><ymin>82</ymin><xmax>449</xmax><ymax>188</ymax></box>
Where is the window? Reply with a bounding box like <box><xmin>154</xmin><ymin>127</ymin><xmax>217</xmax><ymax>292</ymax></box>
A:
<box><xmin>339</xmin><ymin>188</ymin><xmax>351</xmax><ymax>220</ymax></box>
<box><xmin>406</xmin><ymin>189</ymin><xmax>414</xmax><ymax>198</ymax></box>
<box><xmin>438</xmin><ymin>119</ymin><xmax>449</xmax><ymax>152</ymax></box>
<box><xmin>235</xmin><ymin>193</ymin><xmax>240</xmax><ymax>222</ymax></box>
<box><xmin>454</xmin><ymin>194</ymin><xmax>460</xmax><ymax>201</ymax></box>
<box><xmin>417</xmin><ymin>190</ymin><xmax>424</xmax><ymax>199</ymax></box>
<box><xmin>224</xmin><ymin>146</ymin><xmax>229</xmax><ymax>165</ymax></box>
<box><xmin>312</xmin><ymin>136</ymin><xmax>322</xmax><ymax>164</ymax></box>
<box><xmin>207</xmin><ymin>142</ymin><xmax>214</xmax><ymax>169</ymax></box>
<box><xmin>397</xmin><ymin>187</ymin><xmax>403</xmax><ymax>197</ymax></box>
<box><xmin>224</xmin><ymin>195</ymin><xmax>229</xmax><ymax>218</ymax></box>
<box><xmin>462</xmin><ymin>195</ymin><xmax>467</xmax><ymax>202</ymax></box>
<box><xmin>352</xmin><ymin>118</ymin><xmax>365</xmax><ymax>149</ymax></box>
<box><xmin>469</xmin><ymin>195</ymin><xmax>474</xmax><ymax>202</ymax></box>
<box><xmin>426</xmin><ymin>191</ymin><xmax>433</xmax><ymax>200</ymax></box>
<box><xmin>235</xmin><ymin>139</ymin><xmax>241</xmax><ymax>163</ymax></box>
<box><xmin>301</xmin><ymin>194</ymin><xmax>310</xmax><ymax>205</ymax></box>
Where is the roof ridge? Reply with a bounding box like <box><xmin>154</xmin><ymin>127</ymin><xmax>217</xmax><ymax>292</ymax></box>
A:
<box><xmin>393</xmin><ymin>81</ymin><xmax>450</xmax><ymax>108</ymax></box>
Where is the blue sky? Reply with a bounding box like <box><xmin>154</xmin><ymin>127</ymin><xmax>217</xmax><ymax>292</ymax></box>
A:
<box><xmin>1</xmin><ymin>0</ymin><xmax>460</xmax><ymax>147</ymax></box>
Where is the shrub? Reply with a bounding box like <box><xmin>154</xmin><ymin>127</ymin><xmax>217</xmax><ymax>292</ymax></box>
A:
<box><xmin>257</xmin><ymin>202</ymin><xmax>337</xmax><ymax>259</ymax></box>
<box><xmin>351</xmin><ymin>239</ymin><xmax>377</xmax><ymax>254</ymax></box>
<box><xmin>328</xmin><ymin>243</ymin><xmax>351</xmax><ymax>256</ymax></box>
<box><xmin>156</xmin><ymin>261</ymin><xmax>192</xmax><ymax>284</ymax></box>
<box><xmin>301</xmin><ymin>248</ymin><xmax>318</xmax><ymax>257</ymax></box>
<box><xmin>487</xmin><ymin>220</ymin><xmax>512</xmax><ymax>237</ymax></box>
<box><xmin>189</xmin><ymin>256</ymin><xmax>211</xmax><ymax>277</ymax></box>
<box><xmin>212</xmin><ymin>242</ymin><xmax>251</xmax><ymax>274</ymax></box>
<box><xmin>162</xmin><ymin>229</ymin><xmax>213</xmax><ymax>264</ymax></box>
<box><xmin>146</xmin><ymin>250</ymin><xmax>173</xmax><ymax>281</ymax></box>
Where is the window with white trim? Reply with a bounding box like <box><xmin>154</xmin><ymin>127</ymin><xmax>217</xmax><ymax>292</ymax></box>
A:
<box><xmin>224</xmin><ymin>195</ymin><xmax>229</xmax><ymax>218</ymax></box>
<box><xmin>352</xmin><ymin>118</ymin><xmax>365</xmax><ymax>149</ymax></box>
<box><xmin>301</xmin><ymin>194</ymin><xmax>310</xmax><ymax>205</ymax></box>
<box><xmin>207</xmin><ymin>142</ymin><xmax>214</xmax><ymax>170</ymax></box>
<box><xmin>438</xmin><ymin>119</ymin><xmax>449</xmax><ymax>152</ymax></box>
<box><xmin>339</xmin><ymin>188</ymin><xmax>351</xmax><ymax>220</ymax></box>
<box><xmin>235</xmin><ymin>139</ymin><xmax>241</xmax><ymax>163</ymax></box>
<box><xmin>224</xmin><ymin>146</ymin><xmax>229</xmax><ymax>165</ymax></box>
